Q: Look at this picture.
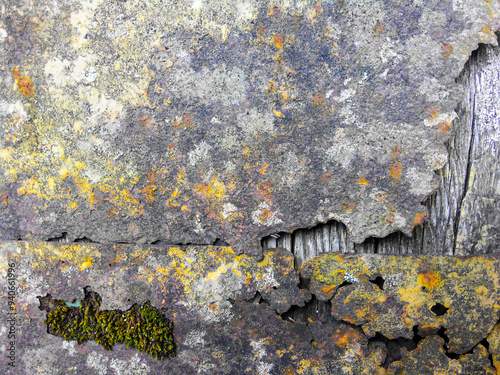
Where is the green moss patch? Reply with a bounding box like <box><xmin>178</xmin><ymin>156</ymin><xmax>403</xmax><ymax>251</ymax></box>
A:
<box><xmin>38</xmin><ymin>287</ymin><xmax>175</xmax><ymax>360</ymax></box>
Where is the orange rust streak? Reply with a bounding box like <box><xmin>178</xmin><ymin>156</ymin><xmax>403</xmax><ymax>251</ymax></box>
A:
<box><xmin>12</xmin><ymin>68</ymin><xmax>34</xmax><ymax>97</ymax></box>
<box><xmin>413</xmin><ymin>212</ymin><xmax>427</xmax><ymax>227</ymax></box>
<box><xmin>389</xmin><ymin>161</ymin><xmax>402</xmax><ymax>180</ymax></box>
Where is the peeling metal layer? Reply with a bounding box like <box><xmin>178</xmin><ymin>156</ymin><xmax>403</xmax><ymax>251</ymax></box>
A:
<box><xmin>301</xmin><ymin>253</ymin><xmax>500</xmax><ymax>355</ymax></box>
<box><xmin>1</xmin><ymin>1</ymin><xmax>500</xmax><ymax>254</ymax></box>
<box><xmin>1</xmin><ymin>242</ymin><xmax>499</xmax><ymax>373</ymax></box>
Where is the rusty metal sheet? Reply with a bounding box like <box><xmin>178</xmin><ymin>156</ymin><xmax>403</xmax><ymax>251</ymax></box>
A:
<box><xmin>2</xmin><ymin>242</ymin><xmax>499</xmax><ymax>374</ymax></box>
<box><xmin>1</xmin><ymin>1</ymin><xmax>500</xmax><ymax>254</ymax></box>
<box><xmin>301</xmin><ymin>253</ymin><xmax>500</xmax><ymax>354</ymax></box>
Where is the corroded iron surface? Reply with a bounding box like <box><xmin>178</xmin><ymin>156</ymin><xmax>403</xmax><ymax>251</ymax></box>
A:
<box><xmin>1</xmin><ymin>242</ymin><xmax>499</xmax><ymax>373</ymax></box>
<box><xmin>1</xmin><ymin>1</ymin><xmax>500</xmax><ymax>254</ymax></box>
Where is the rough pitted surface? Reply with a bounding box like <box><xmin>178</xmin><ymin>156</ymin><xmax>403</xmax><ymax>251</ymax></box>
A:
<box><xmin>1</xmin><ymin>1</ymin><xmax>500</xmax><ymax>255</ymax></box>
<box><xmin>301</xmin><ymin>253</ymin><xmax>500</xmax><ymax>355</ymax></box>
<box><xmin>1</xmin><ymin>242</ymin><xmax>500</xmax><ymax>374</ymax></box>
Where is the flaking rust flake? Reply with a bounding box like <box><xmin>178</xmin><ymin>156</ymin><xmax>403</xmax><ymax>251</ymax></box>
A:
<box><xmin>1</xmin><ymin>1</ymin><xmax>500</xmax><ymax>254</ymax></box>
<box><xmin>1</xmin><ymin>242</ymin><xmax>499</xmax><ymax>373</ymax></box>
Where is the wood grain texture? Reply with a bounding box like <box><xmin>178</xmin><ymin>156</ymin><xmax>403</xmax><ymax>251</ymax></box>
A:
<box><xmin>262</xmin><ymin>41</ymin><xmax>500</xmax><ymax>266</ymax></box>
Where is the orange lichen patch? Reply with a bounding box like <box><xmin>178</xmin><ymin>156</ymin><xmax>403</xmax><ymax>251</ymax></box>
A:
<box><xmin>312</xmin><ymin>94</ymin><xmax>324</xmax><ymax>104</ymax></box>
<box><xmin>322</xmin><ymin>284</ymin><xmax>336</xmax><ymax>297</ymax></box>
<box><xmin>12</xmin><ymin>68</ymin><xmax>34</xmax><ymax>97</ymax></box>
<box><xmin>438</xmin><ymin>120</ymin><xmax>452</xmax><ymax>132</ymax></box>
<box><xmin>107</xmin><ymin>207</ymin><xmax>118</xmax><ymax>218</ymax></box>
<box><xmin>267</xmin><ymin>80</ymin><xmax>277</xmax><ymax>93</ymax></box>
<box><xmin>273</xmin><ymin>34</ymin><xmax>284</xmax><ymax>49</ymax></box>
<box><xmin>344</xmin><ymin>201</ymin><xmax>357</xmax><ymax>211</ymax></box>
<box><xmin>303</xmin><ymin>253</ymin><xmax>500</xmax><ymax>354</ymax></box>
<box><xmin>392</xmin><ymin>146</ymin><xmax>402</xmax><ymax>158</ymax></box>
<box><xmin>138</xmin><ymin>184</ymin><xmax>157</xmax><ymax>203</ymax></box>
<box><xmin>374</xmin><ymin>21</ymin><xmax>384</xmax><ymax>35</ymax></box>
<box><xmin>241</xmin><ymin>143</ymin><xmax>251</xmax><ymax>158</ymax></box>
<box><xmin>389</xmin><ymin>161</ymin><xmax>402</xmax><ymax>180</ymax></box>
<box><xmin>476</xmin><ymin>285</ymin><xmax>489</xmax><ymax>298</ymax></box>
<box><xmin>259</xmin><ymin>209</ymin><xmax>272</xmax><ymax>222</ymax></box>
<box><xmin>74</xmin><ymin>177</ymin><xmax>95</xmax><ymax>205</ymax></box>
<box><xmin>413</xmin><ymin>212</ymin><xmax>427</xmax><ymax>227</ymax></box>
<box><xmin>196</xmin><ymin>178</ymin><xmax>227</xmax><ymax>203</ymax></box>
<box><xmin>356</xmin><ymin>176</ymin><xmax>367</xmax><ymax>185</ymax></box>
<box><xmin>272</xmin><ymin>109</ymin><xmax>282</xmax><ymax>117</ymax></box>
<box><xmin>257</xmin><ymin>180</ymin><xmax>274</xmax><ymax>203</ymax></box>
<box><xmin>259</xmin><ymin>161</ymin><xmax>269</xmax><ymax>175</ymax></box>
<box><xmin>417</xmin><ymin>270</ymin><xmax>441</xmax><ymax>289</ymax></box>
<box><xmin>1</xmin><ymin>192</ymin><xmax>9</xmax><ymax>204</ymax></box>
<box><xmin>17</xmin><ymin>178</ymin><xmax>42</xmax><ymax>197</ymax></box>
<box><xmin>332</xmin><ymin>326</ymin><xmax>362</xmax><ymax>348</ymax></box>
<box><xmin>166</xmin><ymin>188</ymin><xmax>182</xmax><ymax>207</ymax></box>
<box><xmin>442</xmin><ymin>43</ymin><xmax>453</xmax><ymax>57</ymax></box>
<box><xmin>258</xmin><ymin>180</ymin><xmax>272</xmax><ymax>191</ymax></box>
<box><xmin>147</xmin><ymin>171</ymin><xmax>156</xmax><ymax>183</ymax></box>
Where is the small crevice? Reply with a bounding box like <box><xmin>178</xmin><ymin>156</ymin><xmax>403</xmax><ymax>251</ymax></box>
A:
<box><xmin>436</xmin><ymin>326</ymin><xmax>499</xmax><ymax>366</ymax></box>
<box><xmin>213</xmin><ymin>238</ymin><xmax>230</xmax><ymax>246</ymax></box>
<box><xmin>47</xmin><ymin>232</ymin><xmax>69</xmax><ymax>243</ymax></box>
<box><xmin>369</xmin><ymin>325</ymin><xmax>423</xmax><ymax>368</ymax></box>
<box><xmin>245</xmin><ymin>291</ymin><xmax>268</xmax><ymax>306</ymax></box>
<box><xmin>480</xmin><ymin>338</ymin><xmax>496</xmax><ymax>370</ymax></box>
<box><xmin>436</xmin><ymin>327</ymin><xmax>471</xmax><ymax>359</ymax></box>
<box><xmin>46</xmin><ymin>233</ymin><xmax>101</xmax><ymax>244</ymax></box>
<box><xmin>279</xmin><ymin>295</ymin><xmax>334</xmax><ymax>325</ymax></box>
<box><xmin>369</xmin><ymin>276</ymin><xmax>385</xmax><ymax>291</ymax></box>
<box><xmin>74</xmin><ymin>236</ymin><xmax>94</xmax><ymax>243</ymax></box>
<box><xmin>332</xmin><ymin>280</ymin><xmax>352</xmax><ymax>299</ymax></box>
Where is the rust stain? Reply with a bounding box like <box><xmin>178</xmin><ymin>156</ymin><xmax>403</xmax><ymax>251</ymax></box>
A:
<box><xmin>12</xmin><ymin>68</ymin><xmax>34</xmax><ymax>97</ymax></box>
<box><xmin>442</xmin><ymin>43</ymin><xmax>453</xmax><ymax>57</ymax></box>
<box><xmin>417</xmin><ymin>270</ymin><xmax>441</xmax><ymax>289</ymax></box>
<box><xmin>389</xmin><ymin>161</ymin><xmax>402</xmax><ymax>180</ymax></box>
<box><xmin>273</xmin><ymin>34</ymin><xmax>284</xmax><ymax>49</ymax></box>
<box><xmin>344</xmin><ymin>201</ymin><xmax>357</xmax><ymax>211</ymax></box>
<box><xmin>312</xmin><ymin>94</ymin><xmax>325</xmax><ymax>105</ymax></box>
<box><xmin>413</xmin><ymin>212</ymin><xmax>427</xmax><ymax>227</ymax></box>
<box><xmin>438</xmin><ymin>120</ymin><xmax>452</xmax><ymax>132</ymax></box>
<box><xmin>356</xmin><ymin>176</ymin><xmax>367</xmax><ymax>186</ymax></box>
<box><xmin>391</xmin><ymin>146</ymin><xmax>402</xmax><ymax>158</ymax></box>
<box><xmin>374</xmin><ymin>21</ymin><xmax>384</xmax><ymax>35</ymax></box>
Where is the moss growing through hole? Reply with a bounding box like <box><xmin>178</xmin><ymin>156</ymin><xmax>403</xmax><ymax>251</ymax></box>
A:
<box><xmin>37</xmin><ymin>287</ymin><xmax>175</xmax><ymax>360</ymax></box>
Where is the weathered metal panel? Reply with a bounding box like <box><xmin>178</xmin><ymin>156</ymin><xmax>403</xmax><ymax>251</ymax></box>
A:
<box><xmin>2</xmin><ymin>1</ymin><xmax>500</xmax><ymax>255</ymax></box>
<box><xmin>2</xmin><ymin>242</ymin><xmax>499</xmax><ymax>374</ymax></box>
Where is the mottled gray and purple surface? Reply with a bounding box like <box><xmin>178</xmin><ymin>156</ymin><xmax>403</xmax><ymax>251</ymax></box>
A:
<box><xmin>1</xmin><ymin>0</ymin><xmax>499</xmax><ymax>255</ymax></box>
